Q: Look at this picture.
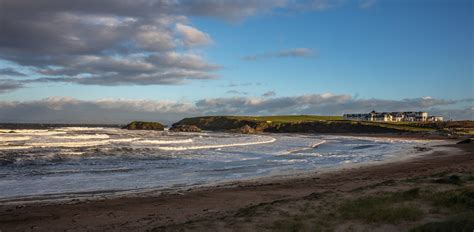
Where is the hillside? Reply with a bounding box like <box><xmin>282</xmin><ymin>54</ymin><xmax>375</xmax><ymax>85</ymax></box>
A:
<box><xmin>173</xmin><ymin>116</ymin><xmax>474</xmax><ymax>136</ymax></box>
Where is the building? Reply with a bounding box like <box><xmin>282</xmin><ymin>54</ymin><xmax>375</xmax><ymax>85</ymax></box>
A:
<box><xmin>343</xmin><ymin>111</ymin><xmax>441</xmax><ymax>122</ymax></box>
<box><xmin>428</xmin><ymin>116</ymin><xmax>444</xmax><ymax>122</ymax></box>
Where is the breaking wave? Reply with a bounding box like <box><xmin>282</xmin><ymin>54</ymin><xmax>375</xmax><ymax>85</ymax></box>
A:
<box><xmin>157</xmin><ymin>137</ymin><xmax>276</xmax><ymax>151</ymax></box>
<box><xmin>51</xmin><ymin>134</ymin><xmax>110</xmax><ymax>140</ymax></box>
<box><xmin>30</xmin><ymin>140</ymin><xmax>110</xmax><ymax>148</ymax></box>
<box><xmin>0</xmin><ymin>136</ymin><xmax>31</xmax><ymax>142</ymax></box>
<box><xmin>134</xmin><ymin>139</ymin><xmax>193</xmax><ymax>145</ymax></box>
<box><xmin>0</xmin><ymin>145</ymin><xmax>33</xmax><ymax>150</ymax></box>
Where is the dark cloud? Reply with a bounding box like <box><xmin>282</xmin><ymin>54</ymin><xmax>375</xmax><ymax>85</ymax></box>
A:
<box><xmin>2</xmin><ymin>94</ymin><xmax>469</xmax><ymax>124</ymax></box>
<box><xmin>262</xmin><ymin>91</ymin><xmax>276</xmax><ymax>97</ymax></box>
<box><xmin>0</xmin><ymin>68</ymin><xmax>26</xmax><ymax>77</ymax></box>
<box><xmin>0</xmin><ymin>80</ymin><xmax>24</xmax><ymax>94</ymax></box>
<box><xmin>243</xmin><ymin>48</ymin><xmax>314</xmax><ymax>61</ymax></box>
<box><xmin>0</xmin><ymin>1</ymin><xmax>371</xmax><ymax>92</ymax></box>
<box><xmin>2</xmin><ymin>0</ymin><xmax>280</xmax><ymax>88</ymax></box>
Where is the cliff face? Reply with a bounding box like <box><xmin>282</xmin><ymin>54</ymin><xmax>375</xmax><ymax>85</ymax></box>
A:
<box><xmin>123</xmin><ymin>121</ymin><xmax>165</xmax><ymax>131</ymax></box>
<box><xmin>172</xmin><ymin>116</ymin><xmax>409</xmax><ymax>134</ymax></box>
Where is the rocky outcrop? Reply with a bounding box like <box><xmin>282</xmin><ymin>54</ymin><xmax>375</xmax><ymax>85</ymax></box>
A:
<box><xmin>169</xmin><ymin>124</ymin><xmax>202</xmax><ymax>132</ymax></box>
<box><xmin>123</xmin><ymin>121</ymin><xmax>165</xmax><ymax>131</ymax></box>
<box><xmin>237</xmin><ymin>125</ymin><xmax>256</xmax><ymax>134</ymax></box>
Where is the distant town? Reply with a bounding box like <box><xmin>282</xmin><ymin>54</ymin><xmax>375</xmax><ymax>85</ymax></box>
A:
<box><xmin>343</xmin><ymin>111</ymin><xmax>444</xmax><ymax>122</ymax></box>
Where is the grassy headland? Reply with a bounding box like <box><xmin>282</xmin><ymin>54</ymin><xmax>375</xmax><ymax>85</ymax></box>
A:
<box><xmin>173</xmin><ymin>115</ymin><xmax>474</xmax><ymax>137</ymax></box>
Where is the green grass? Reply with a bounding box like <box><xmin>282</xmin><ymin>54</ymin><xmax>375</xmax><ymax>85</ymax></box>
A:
<box><xmin>429</xmin><ymin>187</ymin><xmax>474</xmax><ymax>210</ymax></box>
<box><xmin>358</xmin><ymin>121</ymin><xmax>435</xmax><ymax>132</ymax></box>
<box><xmin>339</xmin><ymin>188</ymin><xmax>423</xmax><ymax>223</ymax></box>
<box><xmin>227</xmin><ymin>115</ymin><xmax>344</xmax><ymax>123</ymax></box>
<box><xmin>410</xmin><ymin>212</ymin><xmax>474</xmax><ymax>232</ymax></box>
<box><xmin>271</xmin><ymin>218</ymin><xmax>305</xmax><ymax>232</ymax></box>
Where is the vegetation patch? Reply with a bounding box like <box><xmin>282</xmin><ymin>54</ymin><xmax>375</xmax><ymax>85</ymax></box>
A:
<box><xmin>429</xmin><ymin>187</ymin><xmax>474</xmax><ymax>210</ymax></box>
<box><xmin>433</xmin><ymin>175</ymin><xmax>464</xmax><ymax>185</ymax></box>
<box><xmin>271</xmin><ymin>218</ymin><xmax>305</xmax><ymax>232</ymax></box>
<box><xmin>410</xmin><ymin>212</ymin><xmax>474</xmax><ymax>232</ymax></box>
<box><xmin>339</xmin><ymin>189</ymin><xmax>423</xmax><ymax>223</ymax></box>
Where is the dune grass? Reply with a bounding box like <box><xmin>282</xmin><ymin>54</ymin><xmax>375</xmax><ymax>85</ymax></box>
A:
<box><xmin>338</xmin><ymin>188</ymin><xmax>423</xmax><ymax>223</ymax></box>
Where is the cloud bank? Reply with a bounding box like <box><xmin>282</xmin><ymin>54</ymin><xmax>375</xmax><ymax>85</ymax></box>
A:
<box><xmin>0</xmin><ymin>94</ymin><xmax>471</xmax><ymax>124</ymax></box>
<box><xmin>0</xmin><ymin>0</ymin><xmax>359</xmax><ymax>91</ymax></box>
<box><xmin>1</xmin><ymin>0</ymin><xmax>293</xmax><ymax>88</ymax></box>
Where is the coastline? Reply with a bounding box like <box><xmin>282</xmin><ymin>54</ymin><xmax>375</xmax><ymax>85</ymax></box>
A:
<box><xmin>0</xmin><ymin>138</ymin><xmax>472</xmax><ymax>231</ymax></box>
<box><xmin>0</xmin><ymin>134</ymin><xmax>443</xmax><ymax>205</ymax></box>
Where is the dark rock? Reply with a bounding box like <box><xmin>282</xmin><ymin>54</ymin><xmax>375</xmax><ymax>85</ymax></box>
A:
<box><xmin>122</xmin><ymin>121</ymin><xmax>165</xmax><ymax>131</ymax></box>
<box><xmin>457</xmin><ymin>139</ymin><xmax>472</xmax><ymax>144</ymax></box>
<box><xmin>169</xmin><ymin>124</ymin><xmax>202</xmax><ymax>132</ymax></box>
<box><xmin>238</xmin><ymin>125</ymin><xmax>256</xmax><ymax>134</ymax></box>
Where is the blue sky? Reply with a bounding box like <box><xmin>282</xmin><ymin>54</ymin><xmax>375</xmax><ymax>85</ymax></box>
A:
<box><xmin>0</xmin><ymin>0</ymin><xmax>472</xmax><ymax>122</ymax></box>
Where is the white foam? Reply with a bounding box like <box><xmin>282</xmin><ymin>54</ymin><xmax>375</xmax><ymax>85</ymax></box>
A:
<box><xmin>0</xmin><ymin>136</ymin><xmax>31</xmax><ymax>142</ymax></box>
<box><xmin>52</xmin><ymin>134</ymin><xmax>110</xmax><ymax>140</ymax></box>
<box><xmin>108</xmin><ymin>138</ymin><xmax>139</xmax><ymax>143</ymax></box>
<box><xmin>0</xmin><ymin>130</ymin><xmax>67</xmax><ymax>136</ymax></box>
<box><xmin>157</xmin><ymin>137</ymin><xmax>276</xmax><ymax>151</ymax></box>
<box><xmin>283</xmin><ymin>140</ymin><xmax>326</xmax><ymax>154</ymax></box>
<box><xmin>58</xmin><ymin>127</ymin><xmax>104</xmax><ymax>131</ymax></box>
<box><xmin>30</xmin><ymin>140</ymin><xmax>110</xmax><ymax>148</ymax></box>
<box><xmin>134</xmin><ymin>139</ymin><xmax>193</xmax><ymax>145</ymax></box>
<box><xmin>0</xmin><ymin>145</ymin><xmax>33</xmax><ymax>150</ymax></box>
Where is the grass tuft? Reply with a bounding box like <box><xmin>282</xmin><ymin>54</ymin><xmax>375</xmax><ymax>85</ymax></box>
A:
<box><xmin>339</xmin><ymin>189</ymin><xmax>424</xmax><ymax>223</ymax></box>
<box><xmin>430</xmin><ymin>187</ymin><xmax>474</xmax><ymax>210</ymax></box>
<box><xmin>410</xmin><ymin>212</ymin><xmax>474</xmax><ymax>232</ymax></box>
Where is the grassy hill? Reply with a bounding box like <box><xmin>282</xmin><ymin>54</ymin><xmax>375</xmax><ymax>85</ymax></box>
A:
<box><xmin>174</xmin><ymin>115</ymin><xmax>473</xmax><ymax>136</ymax></box>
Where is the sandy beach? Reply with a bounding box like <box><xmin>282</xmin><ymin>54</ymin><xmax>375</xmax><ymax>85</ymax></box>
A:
<box><xmin>0</xmin><ymin>137</ymin><xmax>472</xmax><ymax>232</ymax></box>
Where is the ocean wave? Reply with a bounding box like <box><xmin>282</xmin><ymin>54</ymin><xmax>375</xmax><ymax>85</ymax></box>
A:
<box><xmin>57</xmin><ymin>127</ymin><xmax>105</xmax><ymax>131</ymax></box>
<box><xmin>108</xmin><ymin>138</ymin><xmax>139</xmax><ymax>143</ymax></box>
<box><xmin>52</xmin><ymin>134</ymin><xmax>110</xmax><ymax>140</ymax></box>
<box><xmin>134</xmin><ymin>139</ymin><xmax>193</xmax><ymax>145</ymax></box>
<box><xmin>156</xmin><ymin>137</ymin><xmax>276</xmax><ymax>151</ymax></box>
<box><xmin>29</xmin><ymin>140</ymin><xmax>110</xmax><ymax>148</ymax></box>
<box><xmin>0</xmin><ymin>130</ymin><xmax>67</xmax><ymax>136</ymax></box>
<box><xmin>0</xmin><ymin>136</ymin><xmax>31</xmax><ymax>142</ymax></box>
<box><xmin>283</xmin><ymin>140</ymin><xmax>326</xmax><ymax>154</ymax></box>
<box><xmin>0</xmin><ymin>145</ymin><xmax>33</xmax><ymax>150</ymax></box>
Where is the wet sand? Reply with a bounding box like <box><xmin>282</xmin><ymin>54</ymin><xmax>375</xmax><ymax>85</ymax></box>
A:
<box><xmin>0</xmin><ymin>139</ymin><xmax>472</xmax><ymax>232</ymax></box>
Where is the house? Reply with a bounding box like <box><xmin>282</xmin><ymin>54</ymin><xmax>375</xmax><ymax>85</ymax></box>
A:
<box><xmin>428</xmin><ymin>116</ymin><xmax>444</xmax><ymax>122</ymax></box>
<box><xmin>343</xmin><ymin>111</ymin><xmax>441</xmax><ymax>122</ymax></box>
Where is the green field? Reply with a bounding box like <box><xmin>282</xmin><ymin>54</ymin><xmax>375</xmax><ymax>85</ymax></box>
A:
<box><xmin>227</xmin><ymin>115</ymin><xmax>344</xmax><ymax>123</ymax></box>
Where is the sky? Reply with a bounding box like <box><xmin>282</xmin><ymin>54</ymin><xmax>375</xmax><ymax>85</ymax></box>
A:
<box><xmin>0</xmin><ymin>0</ymin><xmax>472</xmax><ymax>124</ymax></box>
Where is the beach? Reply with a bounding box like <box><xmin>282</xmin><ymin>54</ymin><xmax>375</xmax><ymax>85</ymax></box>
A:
<box><xmin>0</xmin><ymin>137</ymin><xmax>472</xmax><ymax>232</ymax></box>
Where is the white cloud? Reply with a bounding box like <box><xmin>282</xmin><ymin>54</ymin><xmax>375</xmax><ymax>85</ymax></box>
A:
<box><xmin>176</xmin><ymin>23</ymin><xmax>213</xmax><ymax>47</ymax></box>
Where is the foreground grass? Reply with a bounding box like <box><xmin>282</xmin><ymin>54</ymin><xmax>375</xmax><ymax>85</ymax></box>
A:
<box><xmin>339</xmin><ymin>188</ymin><xmax>423</xmax><ymax>223</ymax></box>
<box><xmin>411</xmin><ymin>212</ymin><xmax>474</xmax><ymax>232</ymax></box>
<box><xmin>154</xmin><ymin>172</ymin><xmax>474</xmax><ymax>232</ymax></box>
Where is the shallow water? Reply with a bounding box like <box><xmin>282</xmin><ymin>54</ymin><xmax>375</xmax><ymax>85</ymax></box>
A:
<box><xmin>0</xmin><ymin>127</ymin><xmax>426</xmax><ymax>200</ymax></box>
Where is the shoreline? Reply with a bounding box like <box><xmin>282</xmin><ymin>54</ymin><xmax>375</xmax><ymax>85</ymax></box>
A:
<box><xmin>0</xmin><ymin>138</ymin><xmax>472</xmax><ymax>231</ymax></box>
<box><xmin>0</xmin><ymin>135</ymin><xmax>444</xmax><ymax>205</ymax></box>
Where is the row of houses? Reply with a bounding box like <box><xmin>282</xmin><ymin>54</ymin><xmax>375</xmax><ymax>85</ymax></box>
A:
<box><xmin>343</xmin><ymin>111</ymin><xmax>444</xmax><ymax>122</ymax></box>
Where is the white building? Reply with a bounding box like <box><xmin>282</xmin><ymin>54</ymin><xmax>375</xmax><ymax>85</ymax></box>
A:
<box><xmin>343</xmin><ymin>111</ymin><xmax>441</xmax><ymax>122</ymax></box>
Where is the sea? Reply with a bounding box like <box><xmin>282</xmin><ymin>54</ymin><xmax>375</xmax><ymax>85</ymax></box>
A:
<box><xmin>0</xmin><ymin>127</ymin><xmax>429</xmax><ymax>201</ymax></box>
